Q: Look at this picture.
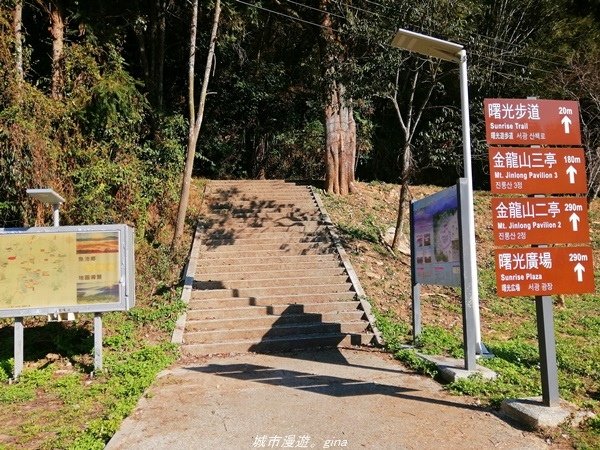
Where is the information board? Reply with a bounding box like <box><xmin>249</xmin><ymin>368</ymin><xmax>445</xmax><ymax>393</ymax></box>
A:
<box><xmin>0</xmin><ymin>224</ymin><xmax>135</xmax><ymax>318</ymax></box>
<box><xmin>412</xmin><ymin>185</ymin><xmax>461</xmax><ymax>287</ymax></box>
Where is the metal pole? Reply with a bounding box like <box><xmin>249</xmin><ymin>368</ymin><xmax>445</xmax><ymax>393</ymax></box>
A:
<box><xmin>536</xmin><ymin>295</ymin><xmax>560</xmax><ymax>406</ymax></box>
<box><xmin>458</xmin><ymin>179</ymin><xmax>477</xmax><ymax>370</ymax></box>
<box><xmin>14</xmin><ymin>317</ymin><xmax>24</xmax><ymax>379</ymax></box>
<box><xmin>52</xmin><ymin>204</ymin><xmax>60</xmax><ymax>227</ymax></box>
<box><xmin>94</xmin><ymin>313</ymin><xmax>103</xmax><ymax>372</ymax></box>
<box><xmin>458</xmin><ymin>50</ymin><xmax>485</xmax><ymax>355</ymax></box>
<box><xmin>409</xmin><ymin>201</ymin><xmax>421</xmax><ymax>342</ymax></box>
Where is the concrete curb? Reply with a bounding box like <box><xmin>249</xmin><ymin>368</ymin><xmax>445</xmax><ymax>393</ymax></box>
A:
<box><xmin>310</xmin><ymin>186</ymin><xmax>384</xmax><ymax>346</ymax></box>
<box><xmin>501</xmin><ymin>397</ymin><xmax>576</xmax><ymax>429</ymax></box>
<box><xmin>171</xmin><ymin>224</ymin><xmax>203</xmax><ymax>345</ymax></box>
<box><xmin>418</xmin><ymin>354</ymin><xmax>497</xmax><ymax>382</ymax></box>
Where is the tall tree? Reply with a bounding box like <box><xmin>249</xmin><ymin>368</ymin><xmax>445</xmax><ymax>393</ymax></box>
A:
<box><xmin>388</xmin><ymin>59</ymin><xmax>441</xmax><ymax>249</ymax></box>
<box><xmin>173</xmin><ymin>0</ymin><xmax>222</xmax><ymax>246</ymax></box>
<box><xmin>320</xmin><ymin>0</ymin><xmax>357</xmax><ymax>195</ymax></box>
<box><xmin>132</xmin><ymin>0</ymin><xmax>169</xmax><ymax>110</ymax></box>
<box><xmin>36</xmin><ymin>0</ymin><xmax>66</xmax><ymax>99</ymax></box>
<box><xmin>13</xmin><ymin>0</ymin><xmax>23</xmax><ymax>85</ymax></box>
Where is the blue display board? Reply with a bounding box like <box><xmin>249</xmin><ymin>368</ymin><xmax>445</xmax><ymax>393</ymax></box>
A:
<box><xmin>411</xmin><ymin>186</ymin><xmax>461</xmax><ymax>287</ymax></box>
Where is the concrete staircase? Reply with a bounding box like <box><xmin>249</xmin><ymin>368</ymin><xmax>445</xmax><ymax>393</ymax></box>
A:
<box><xmin>181</xmin><ymin>180</ymin><xmax>376</xmax><ymax>355</ymax></box>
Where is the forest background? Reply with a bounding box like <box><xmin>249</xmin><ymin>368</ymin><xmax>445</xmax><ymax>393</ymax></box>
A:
<box><xmin>1</xmin><ymin>0</ymin><xmax>600</xmax><ymax>448</ymax></box>
<box><xmin>1</xmin><ymin>0</ymin><xmax>600</xmax><ymax>231</ymax></box>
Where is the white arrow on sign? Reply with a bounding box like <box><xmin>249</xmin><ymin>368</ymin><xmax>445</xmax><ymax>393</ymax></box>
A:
<box><xmin>562</xmin><ymin>115</ymin><xmax>572</xmax><ymax>134</ymax></box>
<box><xmin>574</xmin><ymin>263</ymin><xmax>585</xmax><ymax>282</ymax></box>
<box><xmin>569</xmin><ymin>213</ymin><xmax>580</xmax><ymax>231</ymax></box>
<box><xmin>566</xmin><ymin>165</ymin><xmax>577</xmax><ymax>184</ymax></box>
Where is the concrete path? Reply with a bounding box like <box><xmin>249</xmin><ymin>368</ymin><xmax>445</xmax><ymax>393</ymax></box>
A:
<box><xmin>106</xmin><ymin>348</ymin><xmax>548</xmax><ymax>450</ymax></box>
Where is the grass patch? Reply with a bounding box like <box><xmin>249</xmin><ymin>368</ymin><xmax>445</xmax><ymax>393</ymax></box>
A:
<box><xmin>0</xmin><ymin>180</ymin><xmax>207</xmax><ymax>448</ymax></box>
<box><xmin>324</xmin><ymin>183</ymin><xmax>600</xmax><ymax>448</ymax></box>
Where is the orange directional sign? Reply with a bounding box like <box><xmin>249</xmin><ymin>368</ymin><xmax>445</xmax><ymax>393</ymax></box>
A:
<box><xmin>492</xmin><ymin>197</ymin><xmax>590</xmax><ymax>245</ymax></box>
<box><xmin>489</xmin><ymin>147</ymin><xmax>587</xmax><ymax>194</ymax></box>
<box><xmin>484</xmin><ymin>99</ymin><xmax>581</xmax><ymax>146</ymax></box>
<box><xmin>495</xmin><ymin>246</ymin><xmax>595</xmax><ymax>297</ymax></box>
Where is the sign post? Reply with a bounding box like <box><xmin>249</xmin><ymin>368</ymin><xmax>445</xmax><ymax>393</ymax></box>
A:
<box><xmin>484</xmin><ymin>98</ymin><xmax>593</xmax><ymax>407</ymax></box>
<box><xmin>410</xmin><ymin>180</ymin><xmax>476</xmax><ymax>370</ymax></box>
<box><xmin>1</xmin><ymin>223</ymin><xmax>136</xmax><ymax>378</ymax></box>
<box><xmin>392</xmin><ymin>28</ymin><xmax>488</xmax><ymax>356</ymax></box>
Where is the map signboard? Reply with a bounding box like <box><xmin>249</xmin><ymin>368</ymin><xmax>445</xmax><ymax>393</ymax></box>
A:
<box><xmin>0</xmin><ymin>224</ymin><xmax>135</xmax><ymax>318</ymax></box>
<box><xmin>495</xmin><ymin>247</ymin><xmax>594</xmax><ymax>297</ymax></box>
<box><xmin>484</xmin><ymin>98</ymin><xmax>581</xmax><ymax>145</ymax></box>
<box><xmin>412</xmin><ymin>185</ymin><xmax>461</xmax><ymax>287</ymax></box>
<box><xmin>492</xmin><ymin>197</ymin><xmax>590</xmax><ymax>246</ymax></box>
<box><xmin>488</xmin><ymin>147</ymin><xmax>587</xmax><ymax>194</ymax></box>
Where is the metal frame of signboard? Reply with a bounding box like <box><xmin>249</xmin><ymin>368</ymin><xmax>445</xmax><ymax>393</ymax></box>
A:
<box><xmin>0</xmin><ymin>224</ymin><xmax>135</xmax><ymax>318</ymax></box>
<box><xmin>1</xmin><ymin>224</ymin><xmax>135</xmax><ymax>378</ymax></box>
<box><xmin>410</xmin><ymin>179</ymin><xmax>476</xmax><ymax>370</ymax></box>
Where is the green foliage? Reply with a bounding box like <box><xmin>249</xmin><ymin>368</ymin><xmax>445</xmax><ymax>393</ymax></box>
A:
<box><xmin>414</xmin><ymin>326</ymin><xmax>464</xmax><ymax>359</ymax></box>
<box><xmin>0</xmin><ymin>365</ymin><xmax>54</xmax><ymax>404</ymax></box>
<box><xmin>72</xmin><ymin>343</ymin><xmax>177</xmax><ymax>447</ymax></box>
<box><xmin>394</xmin><ymin>349</ymin><xmax>440</xmax><ymax>379</ymax></box>
<box><xmin>335</xmin><ymin>213</ymin><xmax>383</xmax><ymax>244</ymax></box>
<box><xmin>373</xmin><ymin>308</ymin><xmax>410</xmax><ymax>352</ymax></box>
<box><xmin>128</xmin><ymin>296</ymin><xmax>186</xmax><ymax>333</ymax></box>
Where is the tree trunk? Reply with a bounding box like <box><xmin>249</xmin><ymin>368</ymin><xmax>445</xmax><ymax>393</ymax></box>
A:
<box><xmin>253</xmin><ymin>134</ymin><xmax>267</xmax><ymax>180</ymax></box>
<box><xmin>132</xmin><ymin>0</ymin><xmax>166</xmax><ymax>110</ymax></box>
<box><xmin>48</xmin><ymin>1</ymin><xmax>65</xmax><ymax>100</ymax></box>
<box><xmin>13</xmin><ymin>0</ymin><xmax>24</xmax><ymax>85</ymax></box>
<box><xmin>320</xmin><ymin>2</ymin><xmax>356</xmax><ymax>195</ymax></box>
<box><xmin>324</xmin><ymin>81</ymin><xmax>357</xmax><ymax>195</ymax></box>
<box><xmin>388</xmin><ymin>61</ymin><xmax>439</xmax><ymax>250</ymax></box>
<box><xmin>156</xmin><ymin>0</ymin><xmax>166</xmax><ymax>110</ymax></box>
<box><xmin>172</xmin><ymin>0</ymin><xmax>221</xmax><ymax>247</ymax></box>
<box><xmin>392</xmin><ymin>142</ymin><xmax>412</xmax><ymax>250</ymax></box>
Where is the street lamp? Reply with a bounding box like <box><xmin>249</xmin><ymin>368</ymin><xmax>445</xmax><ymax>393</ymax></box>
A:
<box><xmin>391</xmin><ymin>28</ymin><xmax>487</xmax><ymax>356</ymax></box>
<box><xmin>26</xmin><ymin>188</ymin><xmax>65</xmax><ymax>227</ymax></box>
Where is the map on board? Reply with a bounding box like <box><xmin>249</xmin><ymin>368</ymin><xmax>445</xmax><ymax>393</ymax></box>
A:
<box><xmin>433</xmin><ymin>209</ymin><xmax>460</xmax><ymax>263</ymax></box>
<box><xmin>0</xmin><ymin>231</ymin><xmax>120</xmax><ymax>310</ymax></box>
<box><xmin>412</xmin><ymin>185</ymin><xmax>461</xmax><ymax>287</ymax></box>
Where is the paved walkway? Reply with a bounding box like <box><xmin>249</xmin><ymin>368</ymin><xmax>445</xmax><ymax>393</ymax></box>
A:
<box><xmin>106</xmin><ymin>348</ymin><xmax>547</xmax><ymax>450</ymax></box>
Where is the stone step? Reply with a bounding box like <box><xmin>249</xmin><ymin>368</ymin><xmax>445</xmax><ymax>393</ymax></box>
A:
<box><xmin>200</xmin><ymin>241</ymin><xmax>333</xmax><ymax>254</ymax></box>
<box><xmin>186</xmin><ymin>311</ymin><xmax>366</xmax><ymax>331</ymax></box>
<box><xmin>208</xmin><ymin>188</ymin><xmax>311</xmax><ymax>195</ymax></box>
<box><xmin>208</xmin><ymin>187</ymin><xmax>311</xmax><ymax>194</ymax></box>
<box><xmin>203</xmin><ymin>216</ymin><xmax>323</xmax><ymax>225</ymax></box>
<box><xmin>200</xmin><ymin>221</ymin><xmax>326</xmax><ymax>231</ymax></box>
<box><xmin>181</xmin><ymin>332</ymin><xmax>374</xmax><ymax>355</ymax></box>
<box><xmin>189</xmin><ymin>291</ymin><xmax>356</xmax><ymax>308</ymax></box>
<box><xmin>209</xmin><ymin>183</ymin><xmax>310</xmax><ymax>190</ymax></box>
<box><xmin>196</xmin><ymin>258</ymin><xmax>341</xmax><ymax>275</ymax></box>
<box><xmin>206</xmin><ymin>200</ymin><xmax>317</xmax><ymax>209</ymax></box>
<box><xmin>194</xmin><ymin>274</ymin><xmax>349</xmax><ymax>290</ymax></box>
<box><xmin>197</xmin><ymin>267</ymin><xmax>346</xmax><ymax>282</ymax></box>
<box><xmin>199</xmin><ymin>246</ymin><xmax>336</xmax><ymax>259</ymax></box>
<box><xmin>196</xmin><ymin>254</ymin><xmax>339</xmax><ymax>267</ymax></box>
<box><xmin>203</xmin><ymin>210</ymin><xmax>321</xmax><ymax>223</ymax></box>
<box><xmin>186</xmin><ymin>301</ymin><xmax>363</xmax><ymax>320</ymax></box>
<box><xmin>184</xmin><ymin>321</ymin><xmax>368</xmax><ymax>344</ymax></box>
<box><xmin>206</xmin><ymin>205</ymin><xmax>319</xmax><ymax>215</ymax></box>
<box><xmin>209</xmin><ymin>197</ymin><xmax>315</xmax><ymax>205</ymax></box>
<box><xmin>200</xmin><ymin>228</ymin><xmax>330</xmax><ymax>241</ymax></box>
<box><xmin>191</xmin><ymin>283</ymin><xmax>353</xmax><ymax>299</ymax></box>
<box><xmin>202</xmin><ymin>235</ymin><xmax>330</xmax><ymax>246</ymax></box>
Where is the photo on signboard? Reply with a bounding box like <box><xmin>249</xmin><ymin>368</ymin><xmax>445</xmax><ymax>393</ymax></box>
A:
<box><xmin>433</xmin><ymin>208</ymin><xmax>460</xmax><ymax>263</ymax></box>
<box><xmin>76</xmin><ymin>232</ymin><xmax>120</xmax><ymax>304</ymax></box>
